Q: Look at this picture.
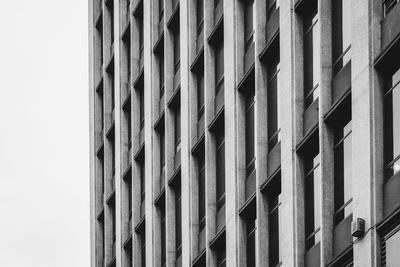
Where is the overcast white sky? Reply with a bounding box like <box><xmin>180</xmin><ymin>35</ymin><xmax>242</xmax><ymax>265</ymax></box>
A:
<box><xmin>0</xmin><ymin>1</ymin><xmax>90</xmax><ymax>266</ymax></box>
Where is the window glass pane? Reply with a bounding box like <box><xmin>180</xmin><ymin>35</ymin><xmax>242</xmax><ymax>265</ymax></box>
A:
<box><xmin>385</xmin><ymin>70</ymin><xmax>400</xmax><ymax>177</ymax></box>
<box><xmin>268</xmin><ymin>178</ymin><xmax>281</xmax><ymax>266</ymax></box>
<box><xmin>174</xmin><ymin>28</ymin><xmax>180</xmax><ymax>71</ymax></box>
<box><xmin>175</xmin><ymin>184</ymin><xmax>182</xmax><ymax>251</ymax></box>
<box><xmin>199</xmin><ymin>157</ymin><xmax>205</xmax><ymax>223</ymax></box>
<box><xmin>269</xmin><ymin>196</ymin><xmax>280</xmax><ymax>266</ymax></box>
<box><xmin>215</xmin><ymin>42</ymin><xmax>224</xmax><ymax>83</ymax></box>
<box><xmin>160</xmin><ymin>131</ymin><xmax>165</xmax><ymax>165</ymax></box>
<box><xmin>160</xmin><ymin>56</ymin><xmax>165</xmax><ymax>88</ymax></box>
<box><xmin>332</xmin><ymin>0</ymin><xmax>351</xmax><ymax>74</ymax></box>
<box><xmin>140</xmin><ymin>164</ymin><xmax>145</xmax><ymax>200</ymax></box>
<box><xmin>246</xmin><ymin>96</ymin><xmax>255</xmax><ymax>166</ymax></box>
<box><xmin>268</xmin><ymin>59</ymin><xmax>280</xmax><ymax>150</ymax></box>
<box><xmin>343</xmin><ymin>125</ymin><xmax>352</xmax><ymax>205</ymax></box>
<box><xmin>304</xmin><ymin>13</ymin><xmax>319</xmax><ymax>104</ymax></box>
<box><xmin>392</xmin><ymin>83</ymin><xmax>400</xmax><ymax>161</ymax></box>
<box><xmin>198</xmin><ymin>71</ymin><xmax>205</xmax><ymax>117</ymax></box>
<box><xmin>334</xmin><ymin>120</ymin><xmax>352</xmax><ymax>224</ymax></box>
<box><xmin>139</xmin><ymin>19</ymin><xmax>144</xmax><ymax>50</ymax></box>
<box><xmin>140</xmin><ymin>89</ymin><xmax>144</xmax><ymax>128</ymax></box>
<box><xmin>141</xmin><ymin>232</ymin><xmax>146</xmax><ymax>267</ymax></box>
<box><xmin>386</xmin><ymin>229</ymin><xmax>400</xmax><ymax>267</ymax></box>
<box><xmin>245</xmin><ymin>0</ymin><xmax>254</xmax><ymax>43</ymax></box>
<box><xmin>246</xmin><ymin>220</ymin><xmax>256</xmax><ymax>267</ymax></box>
<box><xmin>217</xmin><ymin>141</ymin><xmax>225</xmax><ymax>199</ymax></box>
<box><xmin>175</xmin><ymin>107</ymin><xmax>181</xmax><ymax>149</ymax></box>
<box><xmin>161</xmin><ymin>207</ymin><xmax>166</xmax><ymax>264</ymax></box>
<box><xmin>197</xmin><ymin>0</ymin><xmax>204</xmax><ymax>25</ymax></box>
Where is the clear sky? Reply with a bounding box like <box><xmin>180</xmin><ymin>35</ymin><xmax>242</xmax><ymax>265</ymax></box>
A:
<box><xmin>0</xmin><ymin>1</ymin><xmax>90</xmax><ymax>266</ymax></box>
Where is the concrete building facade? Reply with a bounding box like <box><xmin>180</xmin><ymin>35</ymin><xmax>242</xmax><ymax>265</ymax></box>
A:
<box><xmin>89</xmin><ymin>0</ymin><xmax>400</xmax><ymax>266</ymax></box>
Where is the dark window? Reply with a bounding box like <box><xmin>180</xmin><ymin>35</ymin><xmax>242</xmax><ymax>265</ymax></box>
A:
<box><xmin>174</xmin><ymin>26</ymin><xmax>180</xmax><ymax>74</ymax></box>
<box><xmin>161</xmin><ymin>205</ymin><xmax>166</xmax><ymax>265</ymax></box>
<box><xmin>141</xmin><ymin>229</ymin><xmax>146</xmax><ymax>267</ymax></box>
<box><xmin>217</xmin><ymin>244</ymin><xmax>226</xmax><ymax>267</ymax></box>
<box><xmin>384</xmin><ymin>68</ymin><xmax>400</xmax><ymax>179</ymax></box>
<box><xmin>334</xmin><ymin>118</ymin><xmax>352</xmax><ymax>225</ymax></box>
<box><xmin>139</xmin><ymin>17</ymin><xmax>144</xmax><ymax>59</ymax></box>
<box><xmin>197</xmin><ymin>0</ymin><xmax>204</xmax><ymax>34</ymax></box>
<box><xmin>140</xmin><ymin>164</ymin><xmax>145</xmax><ymax>204</ymax></box>
<box><xmin>244</xmin><ymin>0</ymin><xmax>254</xmax><ymax>52</ymax></box>
<box><xmin>246</xmin><ymin>93</ymin><xmax>255</xmax><ymax>176</ymax></box>
<box><xmin>140</xmin><ymin>89</ymin><xmax>144</xmax><ymax>129</ymax></box>
<box><xmin>108</xmin><ymin>1</ymin><xmax>114</xmax><ymax>42</ymax></box>
<box><xmin>111</xmin><ymin>133</ymin><xmax>115</xmax><ymax>176</ymax></box>
<box><xmin>160</xmin><ymin>130</ymin><xmax>165</xmax><ymax>172</ymax></box>
<box><xmin>215</xmin><ymin>40</ymin><xmax>224</xmax><ymax>93</ymax></box>
<box><xmin>246</xmin><ymin>217</ymin><xmax>256</xmax><ymax>267</ymax></box>
<box><xmin>305</xmin><ymin>151</ymin><xmax>321</xmax><ymax>250</ymax></box>
<box><xmin>127</xmin><ymin>105</ymin><xmax>132</xmax><ymax>145</ymax></box>
<box><xmin>159</xmin><ymin>0</ymin><xmax>164</xmax><ymax>16</ymax></box>
<box><xmin>100</xmin><ymin>24</ymin><xmax>104</xmax><ymax>63</ymax></box>
<box><xmin>198</xmin><ymin>70</ymin><xmax>205</xmax><ymax>120</ymax></box>
<box><xmin>216</xmin><ymin>129</ymin><xmax>225</xmax><ymax>211</ymax></box>
<box><xmin>383</xmin><ymin>226</ymin><xmax>400</xmax><ymax>266</ymax></box>
<box><xmin>267</xmin><ymin>56</ymin><xmax>280</xmax><ymax>151</ymax></box>
<box><xmin>159</xmin><ymin>0</ymin><xmax>164</xmax><ymax>35</ymax></box>
<box><xmin>198</xmin><ymin>156</ymin><xmax>206</xmax><ymax>231</ymax></box>
<box><xmin>215</xmin><ymin>0</ymin><xmax>221</xmax><ymax>8</ymax></box>
<box><xmin>112</xmin><ymin>205</ymin><xmax>116</xmax><ymax>242</ymax></box>
<box><xmin>126</xmin><ymin>0</ymin><xmax>130</xmax><ymax>15</ymax></box>
<box><xmin>175</xmin><ymin>106</ymin><xmax>181</xmax><ymax>152</ymax></box>
<box><xmin>267</xmin><ymin>0</ymin><xmax>279</xmax><ymax>20</ymax></box>
<box><xmin>160</xmin><ymin>54</ymin><xmax>165</xmax><ymax>91</ymax></box>
<box><xmin>175</xmin><ymin>183</ymin><xmax>182</xmax><ymax>257</ymax></box>
<box><xmin>303</xmin><ymin>5</ymin><xmax>319</xmax><ymax>109</ymax></box>
<box><xmin>332</xmin><ymin>0</ymin><xmax>351</xmax><ymax>75</ymax></box>
<box><xmin>102</xmin><ymin>221</ymin><xmax>105</xmax><ymax>261</ymax></box>
<box><xmin>128</xmin><ymin>178</ymin><xmax>132</xmax><ymax>218</ymax></box>
<box><xmin>100</xmin><ymin>92</ymin><xmax>104</xmax><ymax>130</ymax></box>
<box><xmin>383</xmin><ymin>0</ymin><xmax>400</xmax><ymax>16</ymax></box>
<box><xmin>268</xmin><ymin>179</ymin><xmax>281</xmax><ymax>267</ymax></box>
<box><xmin>111</xmin><ymin>72</ymin><xmax>115</xmax><ymax>109</ymax></box>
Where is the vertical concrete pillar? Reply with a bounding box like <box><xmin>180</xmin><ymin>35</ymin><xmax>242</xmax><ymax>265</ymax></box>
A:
<box><xmin>351</xmin><ymin>0</ymin><xmax>383</xmax><ymax>266</ymax></box>
<box><xmin>89</xmin><ymin>1</ymin><xmax>95</xmax><ymax>266</ymax></box>
<box><xmin>112</xmin><ymin>0</ymin><xmax>122</xmax><ymax>264</ymax></box>
<box><xmin>204</xmin><ymin>1</ymin><xmax>218</xmax><ymax>266</ymax></box>
<box><xmin>254</xmin><ymin>0</ymin><xmax>269</xmax><ymax>265</ymax></box>
<box><xmin>144</xmin><ymin>0</ymin><xmax>155</xmax><ymax>266</ymax></box>
<box><xmin>180</xmin><ymin>0</ymin><xmax>192</xmax><ymax>265</ymax></box>
<box><xmin>318</xmin><ymin>0</ymin><xmax>335</xmax><ymax>265</ymax></box>
<box><xmin>279</xmin><ymin>0</ymin><xmax>301</xmax><ymax>266</ymax></box>
<box><xmin>224</xmin><ymin>0</ymin><xmax>240</xmax><ymax>266</ymax></box>
<box><xmin>165</xmin><ymin>1</ymin><xmax>177</xmax><ymax>266</ymax></box>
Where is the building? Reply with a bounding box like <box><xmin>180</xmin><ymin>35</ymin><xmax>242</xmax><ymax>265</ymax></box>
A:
<box><xmin>88</xmin><ymin>0</ymin><xmax>400</xmax><ymax>266</ymax></box>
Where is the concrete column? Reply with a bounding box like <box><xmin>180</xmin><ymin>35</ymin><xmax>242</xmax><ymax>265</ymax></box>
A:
<box><xmin>351</xmin><ymin>0</ymin><xmax>383</xmax><ymax>266</ymax></box>
<box><xmin>165</xmin><ymin>1</ymin><xmax>177</xmax><ymax>266</ymax></box>
<box><xmin>233</xmin><ymin>2</ymin><xmax>247</xmax><ymax>265</ymax></box>
<box><xmin>89</xmin><ymin>1</ymin><xmax>95</xmax><ymax>266</ymax></box>
<box><xmin>151</xmin><ymin>0</ymin><xmax>164</xmax><ymax>266</ymax></box>
<box><xmin>203</xmin><ymin>1</ymin><xmax>218</xmax><ymax>266</ymax></box>
<box><xmin>180</xmin><ymin>0</ymin><xmax>192</xmax><ymax>265</ymax></box>
<box><xmin>144</xmin><ymin>0</ymin><xmax>156</xmax><ymax>266</ymax></box>
<box><xmin>279</xmin><ymin>0</ymin><xmax>301</xmax><ymax>266</ymax></box>
<box><xmin>113</xmin><ymin>0</ymin><xmax>122</xmax><ymax>264</ymax></box>
<box><xmin>254</xmin><ymin>0</ymin><xmax>269</xmax><ymax>265</ymax></box>
<box><xmin>318</xmin><ymin>0</ymin><xmax>335</xmax><ymax>265</ymax></box>
<box><xmin>224</xmin><ymin>0</ymin><xmax>240</xmax><ymax>266</ymax></box>
<box><xmin>186</xmin><ymin>0</ymin><xmax>199</xmax><ymax>261</ymax></box>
